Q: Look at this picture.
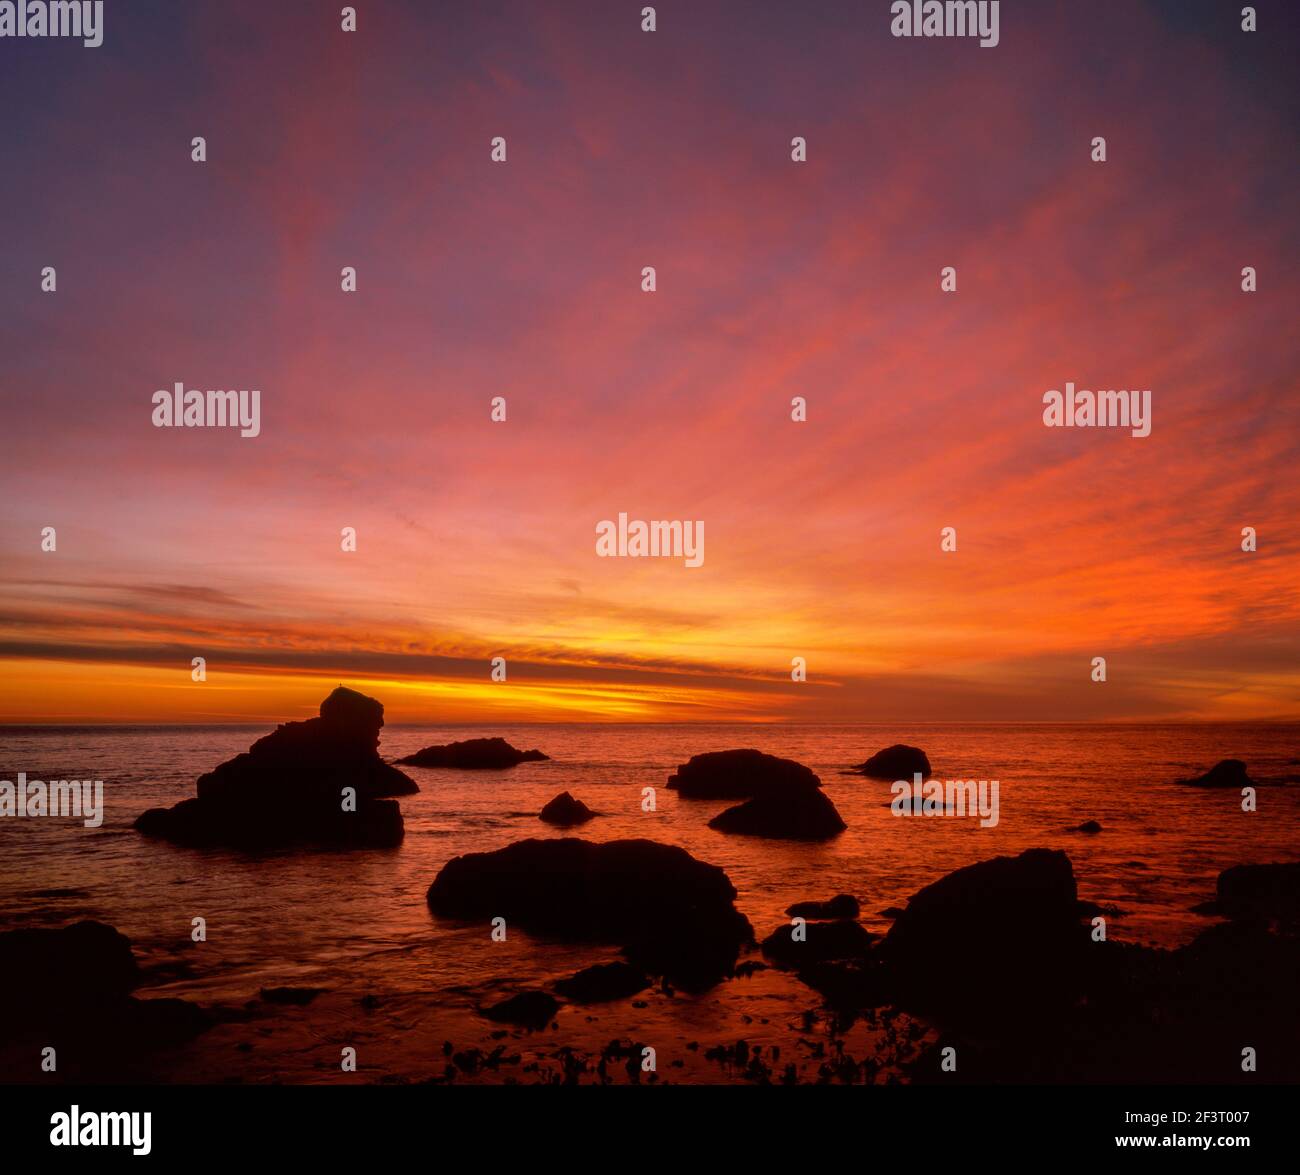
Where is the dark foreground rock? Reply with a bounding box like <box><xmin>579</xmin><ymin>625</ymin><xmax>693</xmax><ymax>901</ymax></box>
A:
<box><xmin>852</xmin><ymin>744</ymin><xmax>931</xmax><ymax>780</ymax></box>
<box><xmin>786</xmin><ymin>894</ymin><xmax>860</xmax><ymax>920</ymax></box>
<box><xmin>554</xmin><ymin>962</ymin><xmax>650</xmax><ymax>1003</ymax></box>
<box><xmin>427</xmin><ymin>838</ymin><xmax>753</xmax><ymax>989</ymax></box>
<box><xmin>667</xmin><ymin>749</ymin><xmax>821</xmax><ymax>799</ymax></box>
<box><xmin>134</xmin><ymin>686</ymin><xmax>413</xmax><ymax>849</ymax></box>
<box><xmin>761</xmin><ymin>918</ymin><xmax>877</xmax><ymax>966</ymax></box>
<box><xmin>539</xmin><ymin>791</ymin><xmax>596</xmax><ymax>826</ymax></box>
<box><xmin>0</xmin><ymin>921</ymin><xmax>210</xmax><ymax>1076</ymax></box>
<box><xmin>1177</xmin><ymin>758</ymin><xmax>1256</xmax><ymax>788</ymax></box>
<box><xmin>877</xmin><ymin>848</ymin><xmax>1085</xmax><ymax>1021</ymax></box>
<box><xmin>709</xmin><ymin>784</ymin><xmax>845</xmax><ymax>840</ymax></box>
<box><xmin>776</xmin><ymin>850</ymin><xmax>1300</xmax><ymax>1083</ymax></box>
<box><xmin>397</xmin><ymin>737</ymin><xmax>548</xmax><ymax>769</ymax></box>
<box><xmin>907</xmin><ymin>917</ymin><xmax>1300</xmax><ymax>1084</ymax></box>
<box><xmin>1201</xmin><ymin>861</ymin><xmax>1300</xmax><ymax>923</ymax></box>
<box><xmin>480</xmin><ymin>991</ymin><xmax>558</xmax><ymax>1029</ymax></box>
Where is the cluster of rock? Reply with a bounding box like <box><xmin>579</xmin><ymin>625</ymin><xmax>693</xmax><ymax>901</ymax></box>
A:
<box><xmin>667</xmin><ymin>749</ymin><xmax>846</xmax><ymax>840</ymax></box>
<box><xmin>134</xmin><ymin>687</ymin><xmax>415</xmax><ymax>849</ymax></box>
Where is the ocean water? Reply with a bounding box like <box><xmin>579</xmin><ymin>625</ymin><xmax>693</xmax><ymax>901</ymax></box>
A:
<box><xmin>1</xmin><ymin>723</ymin><xmax>1297</xmax><ymax>1083</ymax></box>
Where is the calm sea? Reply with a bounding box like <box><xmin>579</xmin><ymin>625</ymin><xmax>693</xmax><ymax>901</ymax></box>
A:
<box><xmin>2</xmin><ymin>723</ymin><xmax>1297</xmax><ymax>1082</ymax></box>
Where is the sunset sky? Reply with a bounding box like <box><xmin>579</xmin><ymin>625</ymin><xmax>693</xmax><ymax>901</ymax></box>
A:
<box><xmin>1</xmin><ymin>0</ymin><xmax>1297</xmax><ymax>723</ymax></box>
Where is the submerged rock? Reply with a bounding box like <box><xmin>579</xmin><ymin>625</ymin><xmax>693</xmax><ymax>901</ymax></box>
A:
<box><xmin>397</xmin><ymin>737</ymin><xmax>548</xmax><ymax>769</ymax></box>
<box><xmin>134</xmin><ymin>686</ymin><xmax>413</xmax><ymax>849</ymax></box>
<box><xmin>539</xmin><ymin>791</ymin><xmax>596</xmax><ymax>826</ymax></box>
<box><xmin>786</xmin><ymin>894</ymin><xmax>860</xmax><ymax>920</ymax></box>
<box><xmin>1076</xmin><ymin>820</ymin><xmax>1103</xmax><ymax>833</ymax></box>
<box><xmin>427</xmin><ymin>838</ymin><xmax>753</xmax><ymax>989</ymax></box>
<box><xmin>480</xmin><ymin>991</ymin><xmax>558</xmax><ymax>1029</ymax></box>
<box><xmin>852</xmin><ymin>744</ymin><xmax>931</xmax><ymax>780</ymax></box>
<box><xmin>667</xmin><ymin>749</ymin><xmax>821</xmax><ymax>799</ymax></box>
<box><xmin>1177</xmin><ymin>758</ymin><xmax>1256</xmax><ymax>788</ymax></box>
<box><xmin>554</xmin><ymin>962</ymin><xmax>650</xmax><ymax>1004</ymax></box>
<box><xmin>878</xmin><ymin>848</ymin><xmax>1085</xmax><ymax>1020</ymax></box>
<box><xmin>709</xmin><ymin>784</ymin><xmax>845</xmax><ymax>841</ymax></box>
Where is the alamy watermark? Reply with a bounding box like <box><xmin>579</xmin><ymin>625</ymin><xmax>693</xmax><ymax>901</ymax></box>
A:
<box><xmin>595</xmin><ymin>513</ymin><xmax>704</xmax><ymax>568</ymax></box>
<box><xmin>890</xmin><ymin>1</ymin><xmax>999</xmax><ymax>48</ymax></box>
<box><xmin>891</xmin><ymin>772</ymin><xmax>1000</xmax><ymax>827</ymax></box>
<box><xmin>1043</xmin><ymin>382</ymin><xmax>1151</xmax><ymax>438</ymax></box>
<box><xmin>0</xmin><ymin>1</ymin><xmax>102</xmax><ymax>47</ymax></box>
<box><xmin>1</xmin><ymin>773</ymin><xmax>103</xmax><ymax>827</ymax></box>
<box><xmin>152</xmin><ymin>382</ymin><xmax>261</xmax><ymax>438</ymax></box>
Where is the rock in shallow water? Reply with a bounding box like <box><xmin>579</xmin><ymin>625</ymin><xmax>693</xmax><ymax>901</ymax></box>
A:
<box><xmin>397</xmin><ymin>737</ymin><xmax>548</xmax><ymax>769</ymax></box>
<box><xmin>878</xmin><ymin>848</ymin><xmax>1085</xmax><ymax>1020</ymax></box>
<box><xmin>539</xmin><ymin>791</ymin><xmax>596</xmax><ymax>826</ymax></box>
<box><xmin>554</xmin><ymin>962</ymin><xmax>650</xmax><ymax>1003</ymax></box>
<box><xmin>786</xmin><ymin>894</ymin><xmax>860</xmax><ymax>920</ymax></box>
<box><xmin>667</xmin><ymin>749</ymin><xmax>821</xmax><ymax>799</ymax></box>
<box><xmin>709</xmin><ymin>784</ymin><xmax>846</xmax><ymax>841</ymax></box>
<box><xmin>1209</xmin><ymin>861</ymin><xmax>1300</xmax><ymax>922</ymax></box>
<box><xmin>427</xmin><ymin>837</ymin><xmax>753</xmax><ymax>990</ymax></box>
<box><xmin>1177</xmin><ymin>758</ymin><xmax>1256</xmax><ymax>788</ymax></box>
<box><xmin>761</xmin><ymin>918</ymin><xmax>878</xmax><ymax>966</ymax></box>
<box><xmin>0</xmin><ymin>921</ymin><xmax>210</xmax><ymax>1062</ymax></box>
<box><xmin>480</xmin><ymin>991</ymin><xmax>558</xmax><ymax>1029</ymax></box>
<box><xmin>852</xmin><ymin>744</ymin><xmax>932</xmax><ymax>780</ymax></box>
<box><xmin>134</xmin><ymin>686</ymin><xmax>413</xmax><ymax>850</ymax></box>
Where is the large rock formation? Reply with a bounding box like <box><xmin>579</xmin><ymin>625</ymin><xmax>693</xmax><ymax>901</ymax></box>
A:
<box><xmin>1176</xmin><ymin>758</ymin><xmax>1256</xmax><ymax>788</ymax></box>
<box><xmin>709</xmin><ymin>784</ymin><xmax>845</xmax><ymax>840</ymax></box>
<box><xmin>427</xmin><ymin>838</ymin><xmax>753</xmax><ymax>989</ymax></box>
<box><xmin>667</xmin><ymin>749</ymin><xmax>821</xmax><ymax>799</ymax></box>
<box><xmin>134</xmin><ymin>686</ymin><xmax>414</xmax><ymax>849</ymax></box>
<box><xmin>0</xmin><ymin>921</ymin><xmax>210</xmax><ymax>1068</ymax></box>
<box><xmin>877</xmin><ymin>848</ymin><xmax>1085</xmax><ymax>1021</ymax></box>
<box><xmin>539</xmin><ymin>791</ymin><xmax>596</xmax><ymax>826</ymax></box>
<box><xmin>852</xmin><ymin>744</ymin><xmax>931</xmax><ymax>780</ymax></box>
<box><xmin>396</xmin><ymin>737</ymin><xmax>548</xmax><ymax>769</ymax></box>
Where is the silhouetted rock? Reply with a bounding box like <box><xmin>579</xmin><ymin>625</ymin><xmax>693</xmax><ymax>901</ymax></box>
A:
<box><xmin>1077</xmin><ymin>820</ymin><xmax>1102</xmax><ymax>833</ymax></box>
<box><xmin>878</xmin><ymin>848</ymin><xmax>1085</xmax><ymax>1021</ymax></box>
<box><xmin>0</xmin><ymin>921</ymin><xmax>210</xmax><ymax>1068</ymax></box>
<box><xmin>134</xmin><ymin>686</ymin><xmax>412</xmax><ymax>849</ymax></box>
<box><xmin>761</xmin><ymin>918</ymin><xmax>878</xmax><ymax>966</ymax></box>
<box><xmin>908</xmin><ymin>917</ymin><xmax>1300</xmax><ymax>1084</ymax></box>
<box><xmin>480</xmin><ymin>991</ymin><xmax>558</xmax><ymax>1029</ymax></box>
<box><xmin>667</xmin><ymin>749</ymin><xmax>821</xmax><ymax>799</ymax></box>
<box><xmin>1177</xmin><ymin>758</ymin><xmax>1256</xmax><ymax>788</ymax></box>
<box><xmin>709</xmin><ymin>784</ymin><xmax>845</xmax><ymax>840</ymax></box>
<box><xmin>852</xmin><ymin>744</ymin><xmax>931</xmax><ymax>780</ymax></box>
<box><xmin>539</xmin><ymin>791</ymin><xmax>596</xmax><ymax>826</ymax></box>
<box><xmin>554</xmin><ymin>962</ymin><xmax>650</xmax><ymax>1003</ymax></box>
<box><xmin>0</xmin><ymin>921</ymin><xmax>139</xmax><ymax>1013</ymax></box>
<box><xmin>427</xmin><ymin>838</ymin><xmax>753</xmax><ymax>989</ymax></box>
<box><xmin>397</xmin><ymin>737</ymin><xmax>548</xmax><ymax>769</ymax></box>
<box><xmin>1209</xmin><ymin>862</ymin><xmax>1300</xmax><ymax>922</ymax></box>
<box><xmin>786</xmin><ymin>894</ymin><xmax>860</xmax><ymax>920</ymax></box>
